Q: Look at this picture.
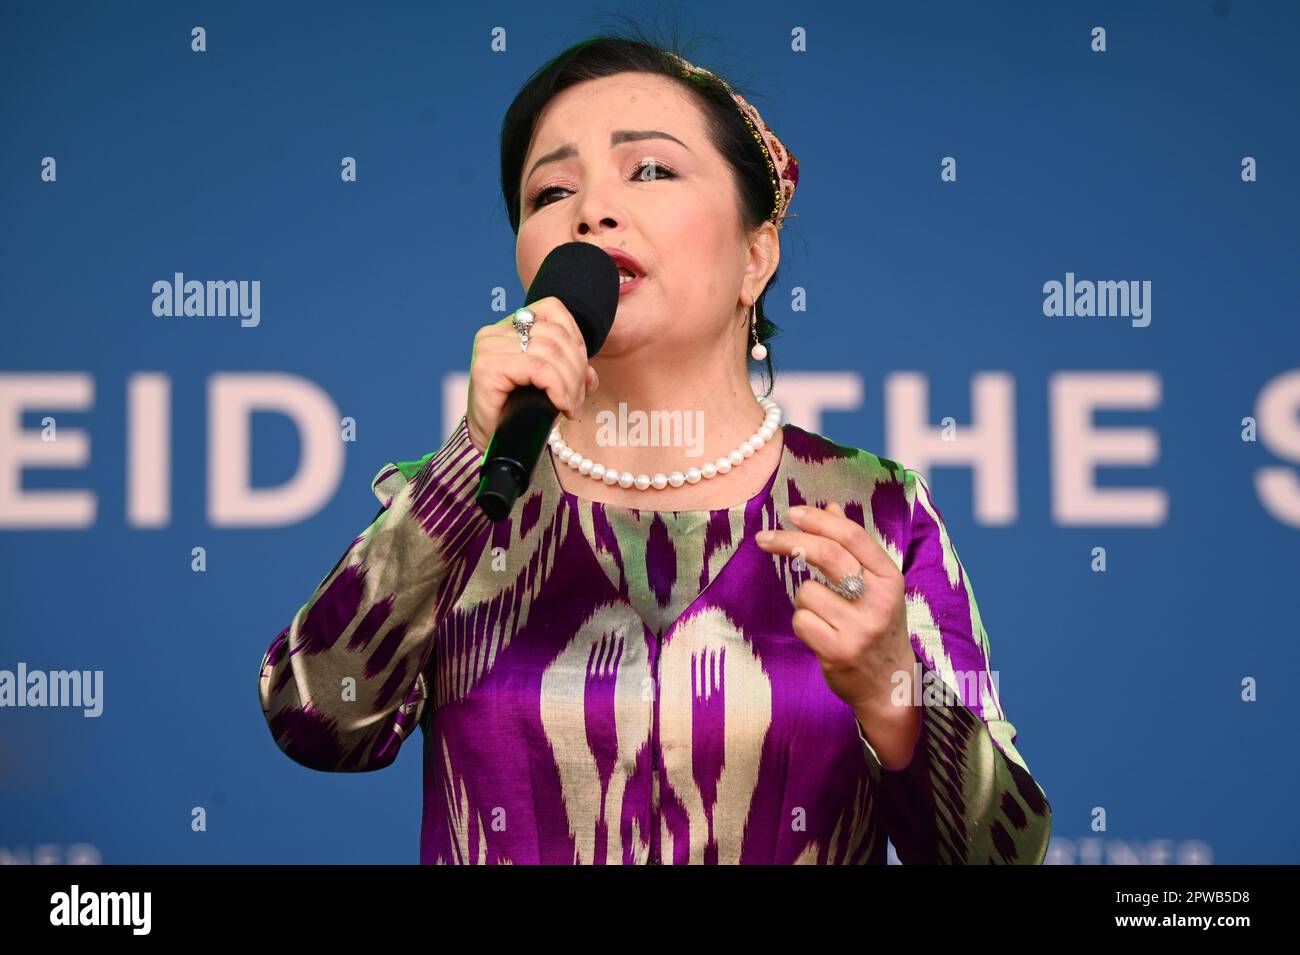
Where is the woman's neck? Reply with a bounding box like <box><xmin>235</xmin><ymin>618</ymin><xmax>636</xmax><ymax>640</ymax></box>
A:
<box><xmin>549</xmin><ymin>349</ymin><xmax>784</xmax><ymax>510</ymax></box>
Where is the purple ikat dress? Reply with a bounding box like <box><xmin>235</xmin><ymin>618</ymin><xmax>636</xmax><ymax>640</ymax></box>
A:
<box><xmin>258</xmin><ymin>418</ymin><xmax>1052</xmax><ymax>864</ymax></box>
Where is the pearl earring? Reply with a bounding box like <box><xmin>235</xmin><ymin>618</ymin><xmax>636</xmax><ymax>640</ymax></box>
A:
<box><xmin>749</xmin><ymin>302</ymin><xmax>768</xmax><ymax>361</ymax></box>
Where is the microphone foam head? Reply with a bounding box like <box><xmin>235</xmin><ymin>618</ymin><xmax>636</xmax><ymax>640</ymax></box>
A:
<box><xmin>524</xmin><ymin>241</ymin><xmax>620</xmax><ymax>358</ymax></box>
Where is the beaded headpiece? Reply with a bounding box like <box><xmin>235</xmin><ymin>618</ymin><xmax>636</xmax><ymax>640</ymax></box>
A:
<box><xmin>666</xmin><ymin>52</ymin><xmax>800</xmax><ymax>230</ymax></box>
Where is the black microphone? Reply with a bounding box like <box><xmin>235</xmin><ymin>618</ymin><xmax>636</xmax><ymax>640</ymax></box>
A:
<box><xmin>475</xmin><ymin>242</ymin><xmax>620</xmax><ymax>521</ymax></box>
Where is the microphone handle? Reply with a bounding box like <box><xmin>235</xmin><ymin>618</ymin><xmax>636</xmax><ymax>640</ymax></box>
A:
<box><xmin>475</xmin><ymin>385</ymin><xmax>559</xmax><ymax>521</ymax></box>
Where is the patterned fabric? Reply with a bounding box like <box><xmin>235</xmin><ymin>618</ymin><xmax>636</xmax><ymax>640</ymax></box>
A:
<box><xmin>259</xmin><ymin>417</ymin><xmax>1052</xmax><ymax>864</ymax></box>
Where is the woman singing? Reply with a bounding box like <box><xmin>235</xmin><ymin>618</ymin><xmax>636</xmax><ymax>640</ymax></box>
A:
<box><xmin>258</xmin><ymin>30</ymin><xmax>1052</xmax><ymax>864</ymax></box>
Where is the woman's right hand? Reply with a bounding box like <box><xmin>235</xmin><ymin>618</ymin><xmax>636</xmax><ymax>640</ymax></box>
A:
<box><xmin>466</xmin><ymin>297</ymin><xmax>600</xmax><ymax>455</ymax></box>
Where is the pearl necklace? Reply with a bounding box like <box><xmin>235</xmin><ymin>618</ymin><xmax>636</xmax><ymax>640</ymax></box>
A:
<box><xmin>548</xmin><ymin>398</ymin><xmax>783</xmax><ymax>491</ymax></box>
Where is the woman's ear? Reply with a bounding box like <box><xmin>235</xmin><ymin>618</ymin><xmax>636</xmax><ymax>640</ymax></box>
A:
<box><xmin>744</xmin><ymin>220</ymin><xmax>781</xmax><ymax>302</ymax></box>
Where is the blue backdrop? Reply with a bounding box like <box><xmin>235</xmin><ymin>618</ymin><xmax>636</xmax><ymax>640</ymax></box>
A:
<box><xmin>2</xmin><ymin>0</ymin><xmax>1297</xmax><ymax>864</ymax></box>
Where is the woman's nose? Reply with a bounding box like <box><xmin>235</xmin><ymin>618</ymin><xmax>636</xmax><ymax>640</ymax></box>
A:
<box><xmin>576</xmin><ymin>214</ymin><xmax>618</xmax><ymax>235</ymax></box>
<box><xmin>573</xmin><ymin>177</ymin><xmax>623</xmax><ymax>236</ymax></box>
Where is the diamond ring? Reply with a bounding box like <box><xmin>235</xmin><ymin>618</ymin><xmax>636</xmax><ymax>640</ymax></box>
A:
<box><xmin>829</xmin><ymin>569</ymin><xmax>866</xmax><ymax>601</ymax></box>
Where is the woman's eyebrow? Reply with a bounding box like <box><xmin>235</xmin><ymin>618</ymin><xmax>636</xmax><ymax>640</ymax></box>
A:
<box><xmin>526</xmin><ymin>130</ymin><xmax>690</xmax><ymax>183</ymax></box>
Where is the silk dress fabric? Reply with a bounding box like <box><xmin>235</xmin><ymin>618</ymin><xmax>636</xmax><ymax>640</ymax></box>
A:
<box><xmin>259</xmin><ymin>417</ymin><xmax>1053</xmax><ymax>864</ymax></box>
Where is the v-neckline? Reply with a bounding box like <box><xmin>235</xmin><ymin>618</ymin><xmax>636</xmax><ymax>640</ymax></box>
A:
<box><xmin>539</xmin><ymin>426</ymin><xmax>791</xmax><ymax>637</ymax></box>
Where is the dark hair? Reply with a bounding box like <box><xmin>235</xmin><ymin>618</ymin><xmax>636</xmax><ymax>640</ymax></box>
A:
<box><xmin>498</xmin><ymin>18</ymin><xmax>790</xmax><ymax>391</ymax></box>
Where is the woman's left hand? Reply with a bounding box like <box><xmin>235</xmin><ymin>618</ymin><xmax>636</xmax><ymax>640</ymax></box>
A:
<box><xmin>755</xmin><ymin>502</ymin><xmax>917</xmax><ymax>722</ymax></box>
